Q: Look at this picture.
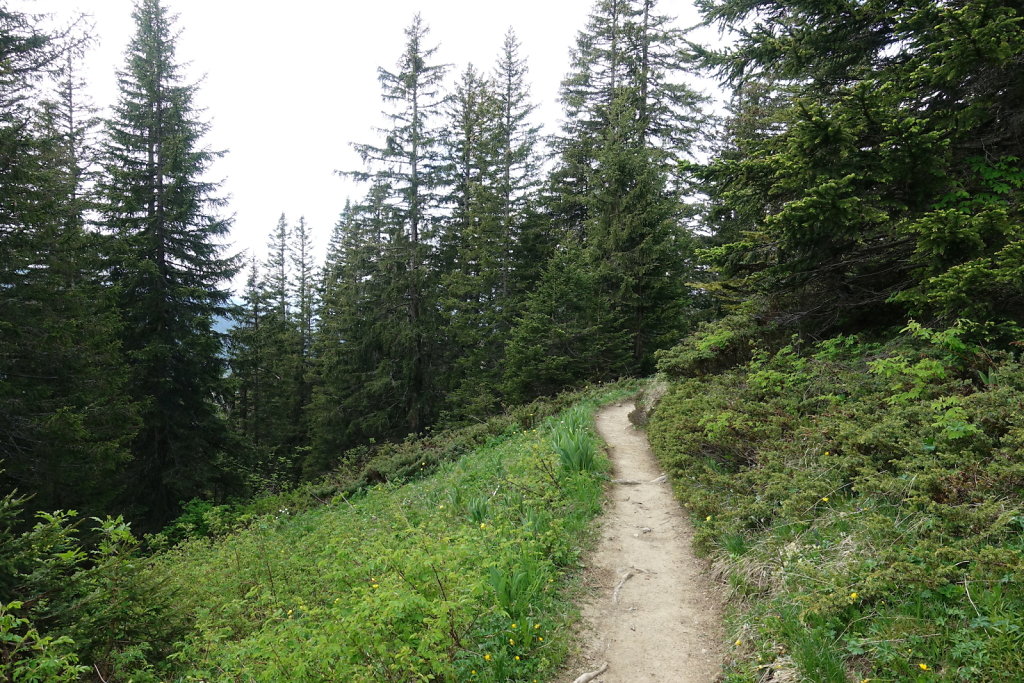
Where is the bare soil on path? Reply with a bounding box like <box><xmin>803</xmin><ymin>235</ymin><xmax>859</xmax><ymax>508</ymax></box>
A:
<box><xmin>562</xmin><ymin>402</ymin><xmax>724</xmax><ymax>682</ymax></box>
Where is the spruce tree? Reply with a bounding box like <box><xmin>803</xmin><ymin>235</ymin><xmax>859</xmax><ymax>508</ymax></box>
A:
<box><xmin>0</xmin><ymin>10</ymin><xmax>137</xmax><ymax>518</ymax></box>
<box><xmin>586</xmin><ymin>92</ymin><xmax>695</xmax><ymax>371</ymax></box>
<box><xmin>435</xmin><ymin>35</ymin><xmax>548</xmax><ymax>416</ymax></box>
<box><xmin>699</xmin><ymin>0</ymin><xmax>1024</xmax><ymax>337</ymax></box>
<box><xmin>343</xmin><ymin>14</ymin><xmax>449</xmax><ymax>436</ymax></box>
<box><xmin>227</xmin><ymin>258</ymin><xmax>268</xmax><ymax>451</ymax></box>
<box><xmin>492</xmin><ymin>29</ymin><xmax>547</xmax><ymax>302</ymax></box>
<box><xmin>99</xmin><ymin>0</ymin><xmax>238</xmax><ymax>525</ymax></box>
<box><xmin>290</xmin><ymin>215</ymin><xmax>316</xmax><ymax>447</ymax></box>
<box><xmin>507</xmin><ymin>0</ymin><xmax>706</xmax><ymax>396</ymax></box>
<box><xmin>309</xmin><ymin>188</ymin><xmax>396</xmax><ymax>468</ymax></box>
<box><xmin>437</xmin><ymin>64</ymin><xmax>505</xmax><ymax>416</ymax></box>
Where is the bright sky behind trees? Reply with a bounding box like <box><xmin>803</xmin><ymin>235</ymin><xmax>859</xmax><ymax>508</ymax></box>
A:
<box><xmin>17</xmin><ymin>0</ymin><xmax>705</xmax><ymax>280</ymax></box>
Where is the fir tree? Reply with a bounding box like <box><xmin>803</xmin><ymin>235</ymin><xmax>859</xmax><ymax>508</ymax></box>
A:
<box><xmin>437</xmin><ymin>64</ymin><xmax>505</xmax><ymax>415</ymax></box>
<box><xmin>290</xmin><ymin>216</ymin><xmax>316</xmax><ymax>445</ymax></box>
<box><xmin>435</xmin><ymin>35</ymin><xmax>548</xmax><ymax>416</ymax></box>
<box><xmin>492</xmin><ymin>29</ymin><xmax>546</xmax><ymax>302</ymax></box>
<box><xmin>699</xmin><ymin>0</ymin><xmax>1024</xmax><ymax>337</ymax></box>
<box><xmin>309</xmin><ymin>189</ymin><xmax>396</xmax><ymax>467</ymax></box>
<box><xmin>507</xmin><ymin>0</ymin><xmax>706</xmax><ymax>395</ymax></box>
<box><xmin>99</xmin><ymin>0</ymin><xmax>238</xmax><ymax>525</ymax></box>
<box><xmin>342</xmin><ymin>14</ymin><xmax>449</xmax><ymax>436</ymax></box>
<box><xmin>0</xmin><ymin>10</ymin><xmax>137</xmax><ymax>517</ymax></box>
<box><xmin>586</xmin><ymin>92</ymin><xmax>695</xmax><ymax>371</ymax></box>
<box><xmin>227</xmin><ymin>258</ymin><xmax>267</xmax><ymax>450</ymax></box>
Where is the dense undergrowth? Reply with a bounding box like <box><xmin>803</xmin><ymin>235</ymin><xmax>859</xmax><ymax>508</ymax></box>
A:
<box><xmin>648</xmin><ymin>321</ymin><xmax>1024</xmax><ymax>682</ymax></box>
<box><xmin>0</xmin><ymin>384</ymin><xmax>632</xmax><ymax>681</ymax></box>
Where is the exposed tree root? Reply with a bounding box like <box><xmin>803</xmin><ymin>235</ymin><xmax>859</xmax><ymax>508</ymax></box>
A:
<box><xmin>612</xmin><ymin>570</ymin><xmax>635</xmax><ymax>603</ymax></box>
<box><xmin>611</xmin><ymin>474</ymin><xmax>667</xmax><ymax>485</ymax></box>
<box><xmin>571</xmin><ymin>661</ymin><xmax>609</xmax><ymax>683</ymax></box>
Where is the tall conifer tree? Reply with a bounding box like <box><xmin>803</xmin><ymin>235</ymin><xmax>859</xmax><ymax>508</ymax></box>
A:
<box><xmin>436</xmin><ymin>34</ymin><xmax>547</xmax><ymax>415</ymax></box>
<box><xmin>342</xmin><ymin>14</ymin><xmax>449</xmax><ymax>436</ymax></box>
<box><xmin>508</xmin><ymin>0</ymin><xmax>705</xmax><ymax>396</ymax></box>
<box><xmin>1</xmin><ymin>12</ymin><xmax>137</xmax><ymax>517</ymax></box>
<box><xmin>100</xmin><ymin>0</ymin><xmax>238</xmax><ymax>524</ymax></box>
<box><xmin>492</xmin><ymin>29</ymin><xmax>546</xmax><ymax>300</ymax></box>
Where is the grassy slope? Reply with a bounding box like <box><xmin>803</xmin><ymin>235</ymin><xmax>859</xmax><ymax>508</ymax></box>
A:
<box><xmin>139</xmin><ymin>386</ymin><xmax>632</xmax><ymax>682</ymax></box>
<box><xmin>647</xmin><ymin>328</ymin><xmax>1024</xmax><ymax>682</ymax></box>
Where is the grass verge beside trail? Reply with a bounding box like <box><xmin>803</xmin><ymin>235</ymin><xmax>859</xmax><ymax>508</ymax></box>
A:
<box><xmin>138</xmin><ymin>386</ymin><xmax>631</xmax><ymax>682</ymax></box>
<box><xmin>647</xmin><ymin>325</ymin><xmax>1024</xmax><ymax>682</ymax></box>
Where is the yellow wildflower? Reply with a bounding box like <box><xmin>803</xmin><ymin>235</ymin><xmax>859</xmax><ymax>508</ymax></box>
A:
<box><xmin>484</xmin><ymin>654</ymin><xmax>491</xmax><ymax>661</ymax></box>
<box><xmin>919</xmin><ymin>663</ymin><xmax>930</xmax><ymax>671</ymax></box>
<box><xmin>735</xmin><ymin>639</ymin><xmax>742</xmax><ymax>646</ymax></box>
<box><xmin>821</xmin><ymin>497</ymin><xmax>829</xmax><ymax>502</ymax></box>
<box><xmin>849</xmin><ymin>592</ymin><xmax>858</xmax><ymax>600</ymax></box>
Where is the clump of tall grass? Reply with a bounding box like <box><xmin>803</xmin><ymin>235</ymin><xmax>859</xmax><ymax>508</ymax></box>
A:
<box><xmin>552</xmin><ymin>406</ymin><xmax>598</xmax><ymax>472</ymax></box>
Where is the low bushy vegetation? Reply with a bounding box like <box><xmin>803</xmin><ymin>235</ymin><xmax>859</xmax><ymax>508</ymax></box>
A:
<box><xmin>0</xmin><ymin>385</ymin><xmax>628</xmax><ymax>681</ymax></box>
<box><xmin>647</xmin><ymin>323</ymin><xmax>1024</xmax><ymax>681</ymax></box>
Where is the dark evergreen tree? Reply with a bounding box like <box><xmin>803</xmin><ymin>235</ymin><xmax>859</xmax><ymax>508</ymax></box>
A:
<box><xmin>503</xmin><ymin>240</ymin><xmax>627</xmax><ymax>402</ymax></box>
<box><xmin>99</xmin><ymin>0</ymin><xmax>238</xmax><ymax>525</ymax></box>
<box><xmin>586</xmin><ymin>92</ymin><xmax>696</xmax><ymax>372</ymax></box>
<box><xmin>492</xmin><ymin>29</ymin><xmax>548</xmax><ymax>302</ymax></box>
<box><xmin>226</xmin><ymin>214</ymin><xmax>317</xmax><ymax>489</ymax></box>
<box><xmin>437</xmin><ymin>64</ymin><xmax>506</xmax><ymax>416</ymax></box>
<box><xmin>698</xmin><ymin>0</ymin><xmax>1024</xmax><ymax>338</ymax></box>
<box><xmin>265</xmin><ymin>213</ymin><xmax>290</xmax><ymax>318</ymax></box>
<box><xmin>0</xmin><ymin>10</ymin><xmax>137</xmax><ymax>517</ymax></box>
<box><xmin>309</xmin><ymin>188</ymin><xmax>396</xmax><ymax>468</ymax></box>
<box><xmin>507</xmin><ymin>0</ymin><xmax>706</xmax><ymax>396</ymax></box>
<box><xmin>256</xmin><ymin>213</ymin><xmax>304</xmax><ymax>463</ymax></box>
<box><xmin>341</xmin><ymin>14</ymin><xmax>449</xmax><ymax>436</ymax></box>
<box><xmin>227</xmin><ymin>258</ymin><xmax>268</xmax><ymax>451</ymax></box>
<box><xmin>436</xmin><ymin>34</ymin><xmax>549</xmax><ymax>417</ymax></box>
<box><xmin>290</xmin><ymin>215</ymin><xmax>316</xmax><ymax>448</ymax></box>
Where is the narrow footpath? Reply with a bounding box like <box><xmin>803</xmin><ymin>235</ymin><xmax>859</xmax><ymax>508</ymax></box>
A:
<box><xmin>564</xmin><ymin>402</ymin><xmax>724</xmax><ymax>682</ymax></box>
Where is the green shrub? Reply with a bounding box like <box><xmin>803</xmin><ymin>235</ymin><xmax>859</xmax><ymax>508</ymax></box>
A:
<box><xmin>0</xmin><ymin>601</ymin><xmax>87</xmax><ymax>682</ymax></box>
<box><xmin>654</xmin><ymin>309</ymin><xmax>765</xmax><ymax>378</ymax></box>
<box><xmin>648</xmin><ymin>325</ymin><xmax>1024</xmax><ymax>681</ymax></box>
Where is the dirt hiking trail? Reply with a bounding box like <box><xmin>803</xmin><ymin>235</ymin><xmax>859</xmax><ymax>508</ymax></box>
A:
<box><xmin>564</xmin><ymin>402</ymin><xmax>724</xmax><ymax>683</ymax></box>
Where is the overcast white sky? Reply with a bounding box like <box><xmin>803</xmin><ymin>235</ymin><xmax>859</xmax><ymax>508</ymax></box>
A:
<box><xmin>18</xmin><ymin>0</ymin><xmax>710</xmax><ymax>289</ymax></box>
